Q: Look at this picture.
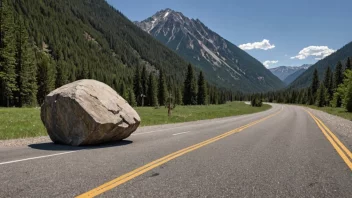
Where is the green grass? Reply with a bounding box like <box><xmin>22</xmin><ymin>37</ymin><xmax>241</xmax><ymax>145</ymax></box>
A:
<box><xmin>0</xmin><ymin>108</ymin><xmax>46</xmax><ymax>140</ymax></box>
<box><xmin>305</xmin><ymin>105</ymin><xmax>352</xmax><ymax>121</ymax></box>
<box><xmin>0</xmin><ymin>102</ymin><xmax>270</xmax><ymax>140</ymax></box>
<box><xmin>136</xmin><ymin>102</ymin><xmax>271</xmax><ymax>126</ymax></box>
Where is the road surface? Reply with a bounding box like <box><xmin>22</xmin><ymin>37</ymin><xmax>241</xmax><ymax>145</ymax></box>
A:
<box><xmin>0</xmin><ymin>104</ymin><xmax>351</xmax><ymax>197</ymax></box>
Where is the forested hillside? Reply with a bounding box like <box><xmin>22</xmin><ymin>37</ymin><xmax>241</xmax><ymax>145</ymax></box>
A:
<box><xmin>254</xmin><ymin>57</ymin><xmax>352</xmax><ymax>113</ymax></box>
<box><xmin>289</xmin><ymin>41</ymin><xmax>352</xmax><ymax>89</ymax></box>
<box><xmin>0</xmin><ymin>0</ymin><xmax>241</xmax><ymax>107</ymax></box>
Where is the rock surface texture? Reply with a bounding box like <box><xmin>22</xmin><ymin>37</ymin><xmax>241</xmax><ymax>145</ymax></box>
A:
<box><xmin>41</xmin><ymin>79</ymin><xmax>140</xmax><ymax>146</ymax></box>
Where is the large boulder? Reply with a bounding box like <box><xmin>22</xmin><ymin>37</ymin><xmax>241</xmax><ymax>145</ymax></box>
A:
<box><xmin>41</xmin><ymin>79</ymin><xmax>141</xmax><ymax>146</ymax></box>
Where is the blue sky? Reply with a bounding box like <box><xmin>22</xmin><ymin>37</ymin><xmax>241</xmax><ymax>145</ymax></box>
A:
<box><xmin>107</xmin><ymin>0</ymin><xmax>352</xmax><ymax>68</ymax></box>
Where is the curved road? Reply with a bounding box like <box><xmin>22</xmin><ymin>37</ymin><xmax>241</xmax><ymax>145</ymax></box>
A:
<box><xmin>0</xmin><ymin>104</ymin><xmax>351</xmax><ymax>197</ymax></box>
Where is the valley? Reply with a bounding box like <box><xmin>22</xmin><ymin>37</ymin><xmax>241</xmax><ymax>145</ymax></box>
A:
<box><xmin>269</xmin><ymin>64</ymin><xmax>312</xmax><ymax>84</ymax></box>
<box><xmin>0</xmin><ymin>0</ymin><xmax>351</xmax><ymax>197</ymax></box>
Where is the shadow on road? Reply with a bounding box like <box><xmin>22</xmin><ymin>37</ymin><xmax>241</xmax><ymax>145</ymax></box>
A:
<box><xmin>28</xmin><ymin>140</ymin><xmax>133</xmax><ymax>151</ymax></box>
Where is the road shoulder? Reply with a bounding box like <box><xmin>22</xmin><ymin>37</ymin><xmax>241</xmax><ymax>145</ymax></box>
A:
<box><xmin>306</xmin><ymin>107</ymin><xmax>352</xmax><ymax>150</ymax></box>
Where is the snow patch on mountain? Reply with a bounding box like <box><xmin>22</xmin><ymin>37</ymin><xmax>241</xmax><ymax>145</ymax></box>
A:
<box><xmin>164</xmin><ymin>11</ymin><xmax>170</xmax><ymax>18</ymax></box>
<box><xmin>269</xmin><ymin>64</ymin><xmax>313</xmax><ymax>81</ymax></box>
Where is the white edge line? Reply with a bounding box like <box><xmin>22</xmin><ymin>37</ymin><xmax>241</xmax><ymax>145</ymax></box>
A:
<box><xmin>0</xmin><ymin>151</ymin><xmax>77</xmax><ymax>166</ymax></box>
<box><xmin>172</xmin><ymin>131</ymin><xmax>191</xmax><ymax>136</ymax></box>
<box><xmin>131</xmin><ymin>130</ymin><xmax>166</xmax><ymax>136</ymax></box>
<box><xmin>132</xmin><ymin>114</ymin><xmax>255</xmax><ymax>136</ymax></box>
<box><xmin>132</xmin><ymin>106</ymin><xmax>279</xmax><ymax>136</ymax></box>
<box><xmin>132</xmin><ymin>125</ymin><xmax>197</xmax><ymax>136</ymax></box>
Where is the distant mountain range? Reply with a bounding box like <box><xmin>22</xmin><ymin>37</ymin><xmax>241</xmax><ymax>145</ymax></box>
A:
<box><xmin>289</xmin><ymin>41</ymin><xmax>352</xmax><ymax>89</ymax></box>
<box><xmin>283</xmin><ymin>69</ymin><xmax>309</xmax><ymax>85</ymax></box>
<box><xmin>269</xmin><ymin>64</ymin><xmax>312</xmax><ymax>85</ymax></box>
<box><xmin>135</xmin><ymin>9</ymin><xmax>284</xmax><ymax>93</ymax></box>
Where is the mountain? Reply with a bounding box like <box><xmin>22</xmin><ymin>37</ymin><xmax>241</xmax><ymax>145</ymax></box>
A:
<box><xmin>290</xmin><ymin>41</ymin><xmax>352</xmax><ymax>89</ymax></box>
<box><xmin>135</xmin><ymin>9</ymin><xmax>284</xmax><ymax>93</ymax></box>
<box><xmin>269</xmin><ymin>64</ymin><xmax>312</xmax><ymax>82</ymax></box>
<box><xmin>283</xmin><ymin>69</ymin><xmax>307</xmax><ymax>85</ymax></box>
<box><xmin>9</xmin><ymin>0</ymin><xmax>190</xmax><ymax>93</ymax></box>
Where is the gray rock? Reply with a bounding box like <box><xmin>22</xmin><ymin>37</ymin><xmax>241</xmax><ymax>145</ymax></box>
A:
<box><xmin>40</xmin><ymin>79</ymin><xmax>140</xmax><ymax>146</ymax></box>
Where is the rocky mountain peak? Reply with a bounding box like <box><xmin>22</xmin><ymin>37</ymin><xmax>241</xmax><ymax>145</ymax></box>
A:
<box><xmin>136</xmin><ymin>8</ymin><xmax>188</xmax><ymax>33</ymax></box>
<box><xmin>135</xmin><ymin>8</ymin><xmax>285</xmax><ymax>92</ymax></box>
<box><xmin>269</xmin><ymin>64</ymin><xmax>313</xmax><ymax>82</ymax></box>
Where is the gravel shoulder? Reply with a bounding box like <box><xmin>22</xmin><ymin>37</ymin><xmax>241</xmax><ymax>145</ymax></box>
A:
<box><xmin>0</xmin><ymin>136</ymin><xmax>51</xmax><ymax>148</ymax></box>
<box><xmin>307</xmin><ymin>107</ymin><xmax>352</xmax><ymax>149</ymax></box>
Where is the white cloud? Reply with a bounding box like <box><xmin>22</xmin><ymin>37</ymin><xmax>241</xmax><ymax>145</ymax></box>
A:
<box><xmin>239</xmin><ymin>39</ymin><xmax>275</xmax><ymax>50</ymax></box>
<box><xmin>290</xmin><ymin>46</ymin><xmax>335</xmax><ymax>60</ymax></box>
<box><xmin>263</xmin><ymin>60</ymin><xmax>278</xmax><ymax>68</ymax></box>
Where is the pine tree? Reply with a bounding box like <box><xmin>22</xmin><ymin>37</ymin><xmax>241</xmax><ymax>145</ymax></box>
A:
<box><xmin>77</xmin><ymin>63</ymin><xmax>89</xmax><ymax>80</ymax></box>
<box><xmin>308</xmin><ymin>88</ymin><xmax>315</xmax><ymax>105</ymax></box>
<box><xmin>299</xmin><ymin>89</ymin><xmax>307</xmax><ymax>104</ymax></box>
<box><xmin>342</xmin><ymin>58</ymin><xmax>352</xmax><ymax>110</ymax></box>
<box><xmin>141</xmin><ymin>65</ymin><xmax>148</xmax><ymax>104</ymax></box>
<box><xmin>141</xmin><ymin>66</ymin><xmax>147</xmax><ymax>93</ymax></box>
<box><xmin>310</xmin><ymin>69</ymin><xmax>319</xmax><ymax>102</ymax></box>
<box><xmin>69</xmin><ymin>69</ymin><xmax>76</xmax><ymax>82</ymax></box>
<box><xmin>147</xmin><ymin>73</ymin><xmax>158</xmax><ymax>106</ymax></box>
<box><xmin>345</xmin><ymin>82</ymin><xmax>352</xmax><ymax>112</ymax></box>
<box><xmin>0</xmin><ymin>0</ymin><xmax>17</xmax><ymax>106</ymax></box>
<box><xmin>36</xmin><ymin>52</ymin><xmax>55</xmax><ymax>105</ymax></box>
<box><xmin>175</xmin><ymin>87</ymin><xmax>183</xmax><ymax>105</ymax></box>
<box><xmin>333</xmin><ymin>61</ymin><xmax>344</xmax><ymax>107</ymax></box>
<box><xmin>55</xmin><ymin>59</ymin><xmax>68</xmax><ymax>88</ymax></box>
<box><xmin>14</xmin><ymin>17</ymin><xmax>37</xmax><ymax>106</ymax></box>
<box><xmin>183</xmin><ymin>64</ymin><xmax>197</xmax><ymax>105</ymax></box>
<box><xmin>341</xmin><ymin>70</ymin><xmax>352</xmax><ymax>112</ymax></box>
<box><xmin>119</xmin><ymin>81</ymin><xmax>128</xmax><ymax>100</ymax></box>
<box><xmin>128</xmin><ymin>88</ymin><xmax>137</xmax><ymax>107</ymax></box>
<box><xmin>214</xmin><ymin>89</ymin><xmax>219</xmax><ymax>104</ymax></box>
<box><xmin>112</xmin><ymin>78</ymin><xmax>119</xmax><ymax>92</ymax></box>
<box><xmin>323</xmin><ymin>67</ymin><xmax>333</xmax><ymax>104</ymax></box>
<box><xmin>332</xmin><ymin>70</ymin><xmax>352</xmax><ymax>111</ymax></box>
<box><xmin>334</xmin><ymin>61</ymin><xmax>344</xmax><ymax>89</ymax></box>
<box><xmin>133</xmin><ymin>66</ymin><xmax>142</xmax><ymax>106</ymax></box>
<box><xmin>328</xmin><ymin>71</ymin><xmax>334</xmax><ymax>106</ymax></box>
<box><xmin>323</xmin><ymin>67</ymin><xmax>331</xmax><ymax>89</ymax></box>
<box><xmin>158</xmin><ymin>70</ymin><xmax>167</xmax><ymax>106</ymax></box>
<box><xmin>315</xmin><ymin>83</ymin><xmax>326</xmax><ymax>107</ymax></box>
<box><xmin>346</xmin><ymin>57</ymin><xmax>352</xmax><ymax>71</ymax></box>
<box><xmin>197</xmin><ymin>71</ymin><xmax>207</xmax><ymax>105</ymax></box>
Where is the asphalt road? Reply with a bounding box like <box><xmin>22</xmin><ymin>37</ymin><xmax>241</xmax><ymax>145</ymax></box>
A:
<box><xmin>0</xmin><ymin>104</ymin><xmax>351</xmax><ymax>198</ymax></box>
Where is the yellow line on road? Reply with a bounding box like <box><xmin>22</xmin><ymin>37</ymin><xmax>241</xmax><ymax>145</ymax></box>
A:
<box><xmin>76</xmin><ymin>108</ymin><xmax>283</xmax><ymax>198</ymax></box>
<box><xmin>306</xmin><ymin>110</ymin><xmax>352</xmax><ymax>170</ymax></box>
<box><xmin>314</xmin><ymin>116</ymin><xmax>352</xmax><ymax>159</ymax></box>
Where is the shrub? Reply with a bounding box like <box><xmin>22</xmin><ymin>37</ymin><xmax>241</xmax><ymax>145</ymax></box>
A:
<box><xmin>344</xmin><ymin>83</ymin><xmax>352</xmax><ymax>112</ymax></box>
<box><xmin>251</xmin><ymin>97</ymin><xmax>262</xmax><ymax>107</ymax></box>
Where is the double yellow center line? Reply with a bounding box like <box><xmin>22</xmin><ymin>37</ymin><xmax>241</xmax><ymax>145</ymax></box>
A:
<box><xmin>76</xmin><ymin>108</ymin><xmax>283</xmax><ymax>198</ymax></box>
<box><xmin>306</xmin><ymin>110</ymin><xmax>352</xmax><ymax>170</ymax></box>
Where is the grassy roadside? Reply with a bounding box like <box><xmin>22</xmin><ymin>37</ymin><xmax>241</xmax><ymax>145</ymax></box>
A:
<box><xmin>304</xmin><ymin>105</ymin><xmax>352</xmax><ymax>121</ymax></box>
<box><xmin>0</xmin><ymin>102</ymin><xmax>271</xmax><ymax>140</ymax></box>
<box><xmin>136</xmin><ymin>102</ymin><xmax>271</xmax><ymax>126</ymax></box>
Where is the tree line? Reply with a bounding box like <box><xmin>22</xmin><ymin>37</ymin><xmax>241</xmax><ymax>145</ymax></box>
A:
<box><xmin>130</xmin><ymin>64</ymin><xmax>246</xmax><ymax>107</ymax></box>
<box><xmin>1</xmin><ymin>0</ymin><xmax>245</xmax><ymax>107</ymax></box>
<box><xmin>1</xmin><ymin>1</ymin><xmax>39</xmax><ymax>107</ymax></box>
<box><xmin>253</xmin><ymin>58</ymin><xmax>352</xmax><ymax>112</ymax></box>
